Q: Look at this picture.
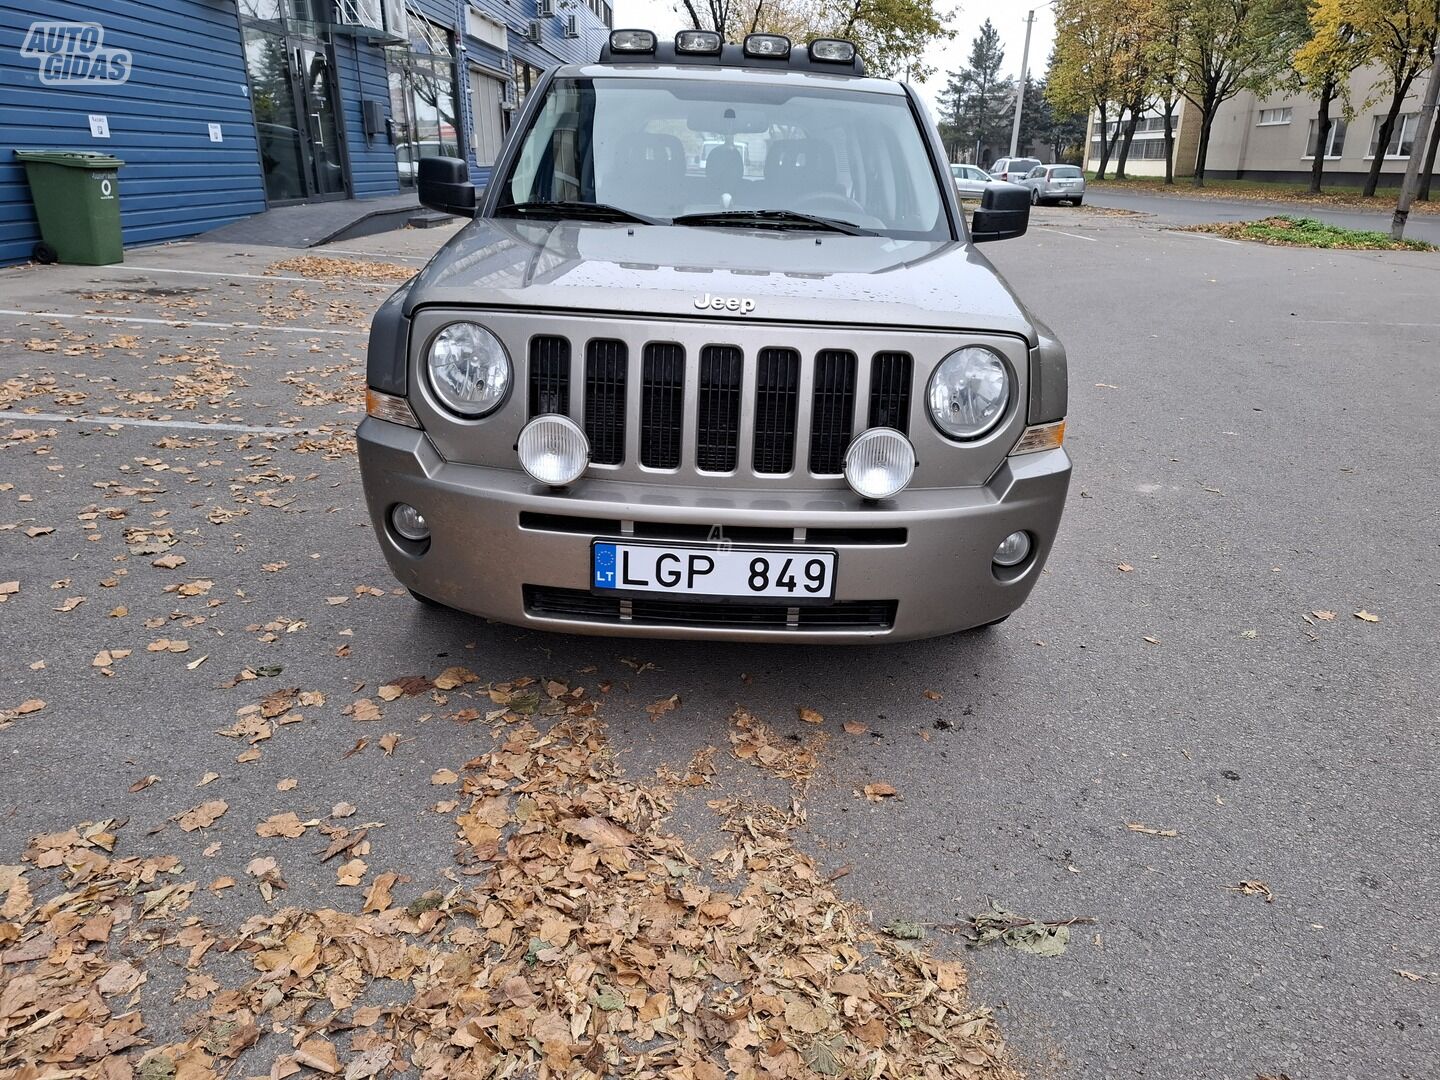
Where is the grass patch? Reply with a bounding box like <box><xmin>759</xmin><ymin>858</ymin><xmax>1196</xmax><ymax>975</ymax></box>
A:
<box><xmin>1183</xmin><ymin>215</ymin><xmax>1435</xmax><ymax>251</ymax></box>
<box><xmin>1087</xmin><ymin>174</ymin><xmax>1440</xmax><ymax>214</ymax></box>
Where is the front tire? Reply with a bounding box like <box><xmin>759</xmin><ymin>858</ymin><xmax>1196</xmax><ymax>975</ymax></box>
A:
<box><xmin>1029</xmin><ymin>187</ymin><xmax>1040</xmax><ymax>205</ymax></box>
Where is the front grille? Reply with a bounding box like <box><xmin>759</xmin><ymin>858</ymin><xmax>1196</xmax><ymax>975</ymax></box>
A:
<box><xmin>528</xmin><ymin>335</ymin><xmax>569</xmax><ymax>416</ymax></box>
<box><xmin>584</xmin><ymin>339</ymin><xmax>626</xmax><ymax>465</ymax></box>
<box><xmin>537</xmin><ymin>338</ymin><xmax>913</xmax><ymax>478</ymax></box>
<box><xmin>524</xmin><ymin>586</ymin><xmax>896</xmax><ymax>631</ymax></box>
<box><xmin>809</xmin><ymin>350</ymin><xmax>858</xmax><ymax>474</ymax></box>
<box><xmin>696</xmin><ymin>346</ymin><xmax>743</xmax><ymax>471</ymax></box>
<box><xmin>640</xmin><ymin>343</ymin><xmax>684</xmax><ymax>469</ymax></box>
<box><xmin>868</xmin><ymin>351</ymin><xmax>913</xmax><ymax>433</ymax></box>
<box><xmin>753</xmin><ymin>347</ymin><xmax>800</xmax><ymax>474</ymax></box>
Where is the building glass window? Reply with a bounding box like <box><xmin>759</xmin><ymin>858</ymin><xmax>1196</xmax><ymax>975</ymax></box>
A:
<box><xmin>513</xmin><ymin>60</ymin><xmax>544</xmax><ymax>110</ymax></box>
<box><xmin>1257</xmin><ymin>107</ymin><xmax>1292</xmax><ymax>126</ymax></box>
<box><xmin>390</xmin><ymin>11</ymin><xmax>462</xmax><ymax>188</ymax></box>
<box><xmin>1369</xmin><ymin>113</ymin><xmax>1417</xmax><ymax>158</ymax></box>
<box><xmin>1305</xmin><ymin>117</ymin><xmax>1346</xmax><ymax>159</ymax></box>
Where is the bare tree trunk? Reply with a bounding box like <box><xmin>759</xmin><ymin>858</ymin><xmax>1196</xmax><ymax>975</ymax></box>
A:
<box><xmin>1366</xmin><ymin>91</ymin><xmax>1408</xmax><ymax>198</ymax></box>
<box><xmin>1095</xmin><ymin>103</ymin><xmax>1112</xmax><ymax>179</ymax></box>
<box><xmin>1115</xmin><ymin>106</ymin><xmax>1142</xmax><ymax>180</ymax></box>
<box><xmin>1193</xmin><ymin>105</ymin><xmax>1215</xmax><ymax>188</ymax></box>
<box><xmin>1310</xmin><ymin>78</ymin><xmax>1335</xmax><ymax>195</ymax></box>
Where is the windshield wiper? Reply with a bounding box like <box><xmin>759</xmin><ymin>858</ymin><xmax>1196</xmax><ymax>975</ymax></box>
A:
<box><xmin>672</xmin><ymin>209</ymin><xmax>877</xmax><ymax>236</ymax></box>
<box><xmin>497</xmin><ymin>200</ymin><xmax>665</xmax><ymax>225</ymax></box>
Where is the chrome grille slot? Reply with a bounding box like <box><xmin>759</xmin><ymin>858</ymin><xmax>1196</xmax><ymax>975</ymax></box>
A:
<box><xmin>640</xmin><ymin>343</ymin><xmax>685</xmax><ymax>469</ymax></box>
<box><xmin>696</xmin><ymin>345</ymin><xmax>743</xmax><ymax>472</ymax></box>
<box><xmin>528</xmin><ymin>335</ymin><xmax>569</xmax><ymax>416</ymax></box>
<box><xmin>584</xmin><ymin>339</ymin><xmax>627</xmax><ymax>465</ymax></box>
<box><xmin>868</xmin><ymin>351</ymin><xmax>913</xmax><ymax>433</ymax></box>
<box><xmin>809</xmin><ymin>349</ymin><xmax>858</xmax><ymax>475</ymax></box>
<box><xmin>753</xmin><ymin>347</ymin><xmax>800</xmax><ymax>474</ymax></box>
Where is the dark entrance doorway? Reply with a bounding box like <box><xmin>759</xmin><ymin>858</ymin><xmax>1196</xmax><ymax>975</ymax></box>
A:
<box><xmin>240</xmin><ymin>1</ymin><xmax>348</xmax><ymax>204</ymax></box>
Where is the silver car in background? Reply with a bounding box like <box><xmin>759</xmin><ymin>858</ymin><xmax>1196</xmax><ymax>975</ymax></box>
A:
<box><xmin>950</xmin><ymin>163</ymin><xmax>992</xmax><ymax>199</ymax></box>
<box><xmin>988</xmin><ymin>156</ymin><xmax>1041</xmax><ymax>184</ymax></box>
<box><xmin>1020</xmin><ymin>164</ymin><xmax>1086</xmax><ymax>206</ymax></box>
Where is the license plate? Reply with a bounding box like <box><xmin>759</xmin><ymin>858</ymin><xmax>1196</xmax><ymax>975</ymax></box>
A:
<box><xmin>592</xmin><ymin>541</ymin><xmax>837</xmax><ymax>600</ymax></box>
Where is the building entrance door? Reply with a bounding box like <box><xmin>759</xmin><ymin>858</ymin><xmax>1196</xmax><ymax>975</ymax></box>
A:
<box><xmin>241</xmin><ymin>4</ymin><xmax>348</xmax><ymax>204</ymax></box>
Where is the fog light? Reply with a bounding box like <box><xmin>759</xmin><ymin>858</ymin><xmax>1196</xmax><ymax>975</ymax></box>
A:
<box><xmin>391</xmin><ymin>503</ymin><xmax>429</xmax><ymax>542</ymax></box>
<box><xmin>608</xmin><ymin>29</ymin><xmax>657</xmax><ymax>53</ymax></box>
<box><xmin>676</xmin><ymin>30</ymin><xmax>722</xmax><ymax>54</ymax></box>
<box><xmin>843</xmin><ymin>428</ymin><xmax>916</xmax><ymax>500</ymax></box>
<box><xmin>993</xmin><ymin>530</ymin><xmax>1031</xmax><ymax>567</ymax></box>
<box><xmin>518</xmin><ymin>415</ymin><xmax>590</xmax><ymax>486</ymax></box>
<box><xmin>743</xmin><ymin>33</ymin><xmax>791</xmax><ymax>58</ymax></box>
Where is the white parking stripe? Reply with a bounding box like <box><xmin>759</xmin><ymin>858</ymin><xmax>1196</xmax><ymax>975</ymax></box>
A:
<box><xmin>0</xmin><ymin>308</ymin><xmax>365</xmax><ymax>336</ymax></box>
<box><xmin>1039</xmin><ymin>227</ymin><xmax>1098</xmax><ymax>243</ymax></box>
<box><xmin>1164</xmin><ymin>229</ymin><xmax>1244</xmax><ymax>246</ymax></box>
<box><xmin>92</xmin><ymin>264</ymin><xmax>390</xmax><ymax>287</ymax></box>
<box><xmin>0</xmin><ymin>409</ymin><xmax>323</xmax><ymax>436</ymax></box>
<box><xmin>319</xmin><ymin>246</ymin><xmax>430</xmax><ymax>262</ymax></box>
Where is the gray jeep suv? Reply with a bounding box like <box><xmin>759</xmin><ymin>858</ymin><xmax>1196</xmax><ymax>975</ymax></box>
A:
<box><xmin>358</xmin><ymin>30</ymin><xmax>1070</xmax><ymax>641</ymax></box>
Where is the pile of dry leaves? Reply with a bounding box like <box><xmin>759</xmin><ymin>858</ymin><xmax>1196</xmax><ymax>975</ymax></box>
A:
<box><xmin>1</xmin><ymin>678</ymin><xmax>1016</xmax><ymax>1080</ymax></box>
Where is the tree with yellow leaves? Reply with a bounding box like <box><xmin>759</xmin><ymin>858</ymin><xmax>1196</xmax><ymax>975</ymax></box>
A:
<box><xmin>1293</xmin><ymin>5</ymin><xmax>1369</xmax><ymax>193</ymax></box>
<box><xmin>1048</xmin><ymin>0</ymin><xmax>1142</xmax><ymax>179</ymax></box>
<box><xmin>1306</xmin><ymin>0</ymin><xmax>1439</xmax><ymax>197</ymax></box>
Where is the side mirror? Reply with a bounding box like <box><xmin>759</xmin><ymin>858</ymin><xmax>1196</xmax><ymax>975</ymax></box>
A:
<box><xmin>970</xmin><ymin>181</ymin><xmax>1029</xmax><ymax>243</ymax></box>
<box><xmin>418</xmin><ymin>156</ymin><xmax>477</xmax><ymax>218</ymax></box>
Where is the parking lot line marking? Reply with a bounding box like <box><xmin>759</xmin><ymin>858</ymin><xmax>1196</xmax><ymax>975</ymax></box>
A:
<box><xmin>1</xmin><ymin>409</ymin><xmax>323</xmax><ymax>436</ymax></box>
<box><xmin>0</xmin><ymin>308</ymin><xmax>366</xmax><ymax>336</ymax></box>
<box><xmin>319</xmin><ymin>247</ymin><xmax>430</xmax><ymax>262</ymax></box>
<box><xmin>1038</xmin><ymin>227</ymin><xmax>1098</xmax><ymax>243</ymax></box>
<box><xmin>92</xmin><ymin>264</ymin><xmax>391</xmax><ymax>287</ymax></box>
<box><xmin>1164</xmin><ymin>229</ymin><xmax>1244</xmax><ymax>246</ymax></box>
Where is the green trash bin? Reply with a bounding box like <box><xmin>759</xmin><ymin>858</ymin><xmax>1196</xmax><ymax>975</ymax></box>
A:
<box><xmin>15</xmin><ymin>150</ymin><xmax>125</xmax><ymax>266</ymax></box>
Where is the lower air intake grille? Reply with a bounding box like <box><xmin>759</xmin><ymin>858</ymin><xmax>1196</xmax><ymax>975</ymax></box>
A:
<box><xmin>584</xmin><ymin>339</ymin><xmax>627</xmax><ymax>465</ymax></box>
<box><xmin>528</xmin><ymin>335</ymin><xmax>569</xmax><ymax>416</ymax></box>
<box><xmin>524</xmin><ymin>586</ymin><xmax>896</xmax><ymax>631</ymax></box>
<box><xmin>809</xmin><ymin>349</ymin><xmax>858</xmax><ymax>474</ymax></box>
<box><xmin>640</xmin><ymin>343</ymin><xmax>684</xmax><ymax>469</ymax></box>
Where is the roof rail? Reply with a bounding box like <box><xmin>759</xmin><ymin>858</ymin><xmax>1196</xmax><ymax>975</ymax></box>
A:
<box><xmin>597</xmin><ymin>33</ymin><xmax>867</xmax><ymax>77</ymax></box>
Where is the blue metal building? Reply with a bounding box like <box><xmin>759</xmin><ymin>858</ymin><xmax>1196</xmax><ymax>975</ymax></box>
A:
<box><xmin>0</xmin><ymin>0</ymin><xmax>610</xmax><ymax>265</ymax></box>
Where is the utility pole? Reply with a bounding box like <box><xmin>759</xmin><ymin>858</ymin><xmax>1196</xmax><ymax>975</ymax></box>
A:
<box><xmin>1008</xmin><ymin>8</ymin><xmax>1036</xmax><ymax>158</ymax></box>
<box><xmin>1392</xmin><ymin>39</ymin><xmax>1440</xmax><ymax>241</ymax></box>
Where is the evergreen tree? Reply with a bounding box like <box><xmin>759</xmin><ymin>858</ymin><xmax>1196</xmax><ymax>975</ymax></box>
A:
<box><xmin>937</xmin><ymin>20</ymin><xmax>1016</xmax><ymax>164</ymax></box>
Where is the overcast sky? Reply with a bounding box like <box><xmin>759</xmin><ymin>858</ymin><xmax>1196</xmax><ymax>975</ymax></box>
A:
<box><xmin>610</xmin><ymin>1</ymin><xmax>1059</xmax><ymax>114</ymax></box>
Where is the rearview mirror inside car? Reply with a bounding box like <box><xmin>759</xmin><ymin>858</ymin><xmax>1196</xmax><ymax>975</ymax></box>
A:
<box><xmin>418</xmin><ymin>157</ymin><xmax>478</xmax><ymax>218</ymax></box>
<box><xmin>969</xmin><ymin>181</ymin><xmax>1029</xmax><ymax>243</ymax></box>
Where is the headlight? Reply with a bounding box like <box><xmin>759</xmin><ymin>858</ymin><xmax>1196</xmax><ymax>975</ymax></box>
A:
<box><xmin>927</xmin><ymin>346</ymin><xmax>1010</xmax><ymax>440</ymax></box>
<box><xmin>426</xmin><ymin>322</ymin><xmax>510</xmax><ymax>418</ymax></box>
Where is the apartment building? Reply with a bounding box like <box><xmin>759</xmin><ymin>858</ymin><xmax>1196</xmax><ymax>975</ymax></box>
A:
<box><xmin>1084</xmin><ymin>62</ymin><xmax>1433</xmax><ymax>186</ymax></box>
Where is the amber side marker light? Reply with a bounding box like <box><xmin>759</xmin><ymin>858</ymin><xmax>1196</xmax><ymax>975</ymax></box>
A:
<box><xmin>366</xmin><ymin>389</ymin><xmax>420</xmax><ymax>428</ymax></box>
<box><xmin>1009</xmin><ymin>419</ymin><xmax>1065</xmax><ymax>455</ymax></box>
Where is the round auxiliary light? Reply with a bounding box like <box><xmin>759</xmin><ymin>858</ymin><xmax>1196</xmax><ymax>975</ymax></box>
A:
<box><xmin>927</xmin><ymin>346</ymin><xmax>1011</xmax><ymax>440</ymax></box>
<box><xmin>843</xmin><ymin>428</ymin><xmax>916</xmax><ymax>501</ymax></box>
<box><xmin>426</xmin><ymin>322</ymin><xmax>510</xmax><ymax>418</ymax></box>
<box><xmin>518</xmin><ymin>415</ymin><xmax>590</xmax><ymax>487</ymax></box>
<box><xmin>391</xmin><ymin>503</ymin><xmax>430</xmax><ymax>542</ymax></box>
<box><xmin>993</xmin><ymin>530</ymin><xmax>1031</xmax><ymax>567</ymax></box>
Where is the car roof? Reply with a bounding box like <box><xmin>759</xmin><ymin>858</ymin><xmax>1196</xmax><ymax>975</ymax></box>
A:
<box><xmin>555</xmin><ymin>62</ymin><xmax>907</xmax><ymax>95</ymax></box>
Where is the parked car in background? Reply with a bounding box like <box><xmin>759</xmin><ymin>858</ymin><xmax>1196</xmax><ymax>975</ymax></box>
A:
<box><xmin>1019</xmin><ymin>164</ymin><xmax>1086</xmax><ymax>206</ymax></box>
<box><xmin>950</xmin><ymin>163</ymin><xmax>992</xmax><ymax>199</ymax></box>
<box><xmin>988</xmin><ymin>157</ymin><xmax>1041</xmax><ymax>184</ymax></box>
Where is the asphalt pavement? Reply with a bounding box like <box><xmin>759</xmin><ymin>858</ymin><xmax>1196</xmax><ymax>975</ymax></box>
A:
<box><xmin>1</xmin><ymin>209</ymin><xmax>1437</xmax><ymax>1079</ymax></box>
<box><xmin>1083</xmin><ymin>185</ymin><xmax>1440</xmax><ymax>246</ymax></box>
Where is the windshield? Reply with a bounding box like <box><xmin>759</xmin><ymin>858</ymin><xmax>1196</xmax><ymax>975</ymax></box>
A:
<box><xmin>499</xmin><ymin>76</ymin><xmax>949</xmax><ymax>240</ymax></box>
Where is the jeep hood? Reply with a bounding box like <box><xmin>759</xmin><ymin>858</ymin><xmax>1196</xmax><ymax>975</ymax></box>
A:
<box><xmin>404</xmin><ymin>218</ymin><xmax>1036</xmax><ymax>342</ymax></box>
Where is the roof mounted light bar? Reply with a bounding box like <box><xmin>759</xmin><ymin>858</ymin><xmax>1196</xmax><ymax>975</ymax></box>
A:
<box><xmin>597</xmin><ymin>31</ymin><xmax>866</xmax><ymax>75</ymax></box>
